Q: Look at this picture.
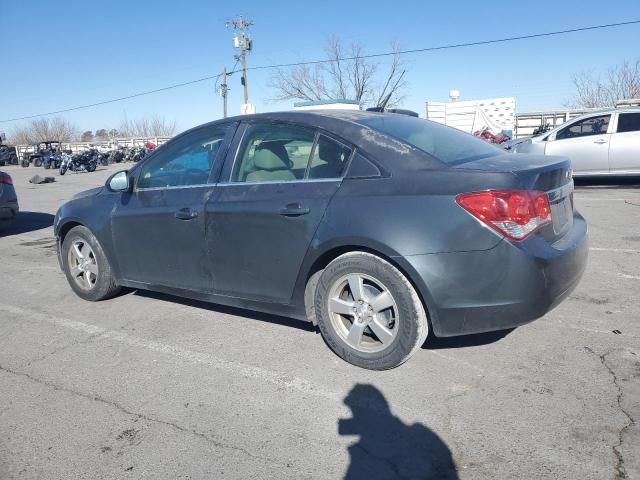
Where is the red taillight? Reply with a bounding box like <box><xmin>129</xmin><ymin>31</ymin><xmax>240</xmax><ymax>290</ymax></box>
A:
<box><xmin>456</xmin><ymin>189</ymin><xmax>551</xmax><ymax>240</ymax></box>
<box><xmin>0</xmin><ymin>173</ymin><xmax>13</xmax><ymax>185</ymax></box>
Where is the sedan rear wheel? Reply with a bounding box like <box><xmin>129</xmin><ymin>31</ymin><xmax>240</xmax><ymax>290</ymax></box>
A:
<box><xmin>315</xmin><ymin>252</ymin><xmax>428</xmax><ymax>370</ymax></box>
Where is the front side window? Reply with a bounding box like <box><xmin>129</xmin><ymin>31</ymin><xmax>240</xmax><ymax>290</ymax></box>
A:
<box><xmin>556</xmin><ymin>115</ymin><xmax>610</xmax><ymax>140</ymax></box>
<box><xmin>231</xmin><ymin>124</ymin><xmax>316</xmax><ymax>183</ymax></box>
<box><xmin>617</xmin><ymin>112</ymin><xmax>640</xmax><ymax>133</ymax></box>
<box><xmin>138</xmin><ymin>125</ymin><xmax>230</xmax><ymax>189</ymax></box>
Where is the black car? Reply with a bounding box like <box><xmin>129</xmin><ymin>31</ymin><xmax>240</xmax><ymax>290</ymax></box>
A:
<box><xmin>54</xmin><ymin>111</ymin><xmax>588</xmax><ymax>369</ymax></box>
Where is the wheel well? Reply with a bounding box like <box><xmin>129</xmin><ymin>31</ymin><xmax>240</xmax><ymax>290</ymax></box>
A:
<box><xmin>303</xmin><ymin>246</ymin><xmax>432</xmax><ymax>328</ymax></box>
<box><xmin>57</xmin><ymin>221</ymin><xmax>82</xmax><ymax>242</ymax></box>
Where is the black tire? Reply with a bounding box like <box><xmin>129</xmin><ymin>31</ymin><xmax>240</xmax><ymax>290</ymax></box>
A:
<box><xmin>33</xmin><ymin>158</ymin><xmax>43</xmax><ymax>167</ymax></box>
<box><xmin>21</xmin><ymin>159</ymin><xmax>30</xmax><ymax>168</ymax></box>
<box><xmin>59</xmin><ymin>164</ymin><xmax>67</xmax><ymax>175</ymax></box>
<box><xmin>314</xmin><ymin>252</ymin><xmax>428</xmax><ymax>370</ymax></box>
<box><xmin>86</xmin><ymin>160</ymin><xmax>97</xmax><ymax>172</ymax></box>
<box><xmin>61</xmin><ymin>225</ymin><xmax>121</xmax><ymax>301</ymax></box>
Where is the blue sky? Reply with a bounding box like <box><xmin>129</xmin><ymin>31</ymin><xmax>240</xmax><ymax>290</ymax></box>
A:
<box><xmin>1</xmin><ymin>0</ymin><xmax>639</xmax><ymax>134</ymax></box>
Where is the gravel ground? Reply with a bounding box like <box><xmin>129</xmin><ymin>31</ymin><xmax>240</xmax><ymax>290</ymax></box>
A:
<box><xmin>0</xmin><ymin>163</ymin><xmax>638</xmax><ymax>479</ymax></box>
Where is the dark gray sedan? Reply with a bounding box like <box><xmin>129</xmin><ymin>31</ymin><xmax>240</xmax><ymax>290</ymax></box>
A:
<box><xmin>0</xmin><ymin>170</ymin><xmax>19</xmax><ymax>224</ymax></box>
<box><xmin>54</xmin><ymin>111</ymin><xmax>588</xmax><ymax>369</ymax></box>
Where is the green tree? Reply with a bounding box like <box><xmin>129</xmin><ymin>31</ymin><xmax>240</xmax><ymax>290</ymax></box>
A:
<box><xmin>80</xmin><ymin>130</ymin><xmax>94</xmax><ymax>142</ymax></box>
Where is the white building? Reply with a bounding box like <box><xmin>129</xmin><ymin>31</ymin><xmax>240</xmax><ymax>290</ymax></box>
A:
<box><xmin>426</xmin><ymin>94</ymin><xmax>516</xmax><ymax>135</ymax></box>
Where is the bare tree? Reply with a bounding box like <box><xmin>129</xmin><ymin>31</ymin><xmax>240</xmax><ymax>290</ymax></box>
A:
<box><xmin>9</xmin><ymin>117</ymin><xmax>79</xmax><ymax>144</ymax></box>
<box><xmin>270</xmin><ymin>38</ymin><xmax>408</xmax><ymax>108</ymax></box>
<box><xmin>566</xmin><ymin>59</ymin><xmax>640</xmax><ymax>109</ymax></box>
<box><xmin>118</xmin><ymin>115</ymin><xmax>177</xmax><ymax>138</ymax></box>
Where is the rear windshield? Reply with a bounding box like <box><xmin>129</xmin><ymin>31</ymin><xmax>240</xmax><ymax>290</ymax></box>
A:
<box><xmin>356</xmin><ymin>114</ymin><xmax>503</xmax><ymax>165</ymax></box>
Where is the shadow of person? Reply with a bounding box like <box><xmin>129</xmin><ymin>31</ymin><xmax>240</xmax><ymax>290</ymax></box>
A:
<box><xmin>340</xmin><ymin>384</ymin><xmax>459</xmax><ymax>480</ymax></box>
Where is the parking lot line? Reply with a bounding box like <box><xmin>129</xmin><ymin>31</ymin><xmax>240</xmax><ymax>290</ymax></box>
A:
<box><xmin>590</xmin><ymin>247</ymin><xmax>640</xmax><ymax>254</ymax></box>
<box><xmin>0</xmin><ymin>302</ymin><xmax>343</xmax><ymax>402</ymax></box>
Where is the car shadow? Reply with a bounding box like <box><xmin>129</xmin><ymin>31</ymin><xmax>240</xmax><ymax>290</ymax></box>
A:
<box><xmin>133</xmin><ymin>290</ymin><xmax>316</xmax><ymax>332</ymax></box>
<box><xmin>574</xmin><ymin>177</ymin><xmax>640</xmax><ymax>189</ymax></box>
<box><xmin>0</xmin><ymin>211</ymin><xmax>55</xmax><ymax>237</ymax></box>
<box><xmin>422</xmin><ymin>328</ymin><xmax>513</xmax><ymax>350</ymax></box>
<box><xmin>340</xmin><ymin>384</ymin><xmax>459</xmax><ymax>479</ymax></box>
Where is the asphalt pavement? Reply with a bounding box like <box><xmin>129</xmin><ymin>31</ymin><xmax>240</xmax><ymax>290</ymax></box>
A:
<box><xmin>0</xmin><ymin>163</ymin><xmax>638</xmax><ymax>479</ymax></box>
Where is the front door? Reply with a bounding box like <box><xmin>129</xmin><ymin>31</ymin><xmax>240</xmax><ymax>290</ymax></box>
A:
<box><xmin>546</xmin><ymin>114</ymin><xmax>612</xmax><ymax>174</ymax></box>
<box><xmin>111</xmin><ymin>123</ymin><xmax>235</xmax><ymax>291</ymax></box>
<box><xmin>207</xmin><ymin>122</ymin><xmax>353</xmax><ymax>303</ymax></box>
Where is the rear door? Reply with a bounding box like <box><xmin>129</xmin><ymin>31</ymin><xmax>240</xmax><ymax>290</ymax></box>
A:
<box><xmin>609</xmin><ymin>111</ymin><xmax>640</xmax><ymax>174</ymax></box>
<box><xmin>545</xmin><ymin>114</ymin><xmax>612</xmax><ymax>174</ymax></box>
<box><xmin>206</xmin><ymin>121</ymin><xmax>353</xmax><ymax>303</ymax></box>
<box><xmin>111</xmin><ymin>123</ymin><xmax>235</xmax><ymax>291</ymax></box>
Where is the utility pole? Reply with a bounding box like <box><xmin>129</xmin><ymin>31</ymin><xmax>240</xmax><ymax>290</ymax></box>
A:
<box><xmin>226</xmin><ymin>16</ymin><xmax>254</xmax><ymax>113</ymax></box>
<box><xmin>220</xmin><ymin>67</ymin><xmax>228</xmax><ymax>118</ymax></box>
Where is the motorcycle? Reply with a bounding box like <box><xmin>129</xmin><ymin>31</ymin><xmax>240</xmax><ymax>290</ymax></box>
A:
<box><xmin>473</xmin><ymin>127</ymin><xmax>511</xmax><ymax>145</ymax></box>
<box><xmin>59</xmin><ymin>151</ymin><xmax>97</xmax><ymax>175</ymax></box>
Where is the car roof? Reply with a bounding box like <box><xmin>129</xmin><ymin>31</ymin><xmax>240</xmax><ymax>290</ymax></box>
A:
<box><xmin>195</xmin><ymin>109</ymin><xmax>398</xmax><ymax>130</ymax></box>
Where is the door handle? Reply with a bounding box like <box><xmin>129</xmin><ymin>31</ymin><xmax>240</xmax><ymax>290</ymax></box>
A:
<box><xmin>279</xmin><ymin>203</ymin><xmax>310</xmax><ymax>216</ymax></box>
<box><xmin>593</xmin><ymin>139</ymin><xmax>608</xmax><ymax>144</ymax></box>
<box><xmin>174</xmin><ymin>208</ymin><xmax>198</xmax><ymax>220</ymax></box>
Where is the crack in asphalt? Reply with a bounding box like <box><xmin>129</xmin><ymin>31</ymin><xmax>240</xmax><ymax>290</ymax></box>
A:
<box><xmin>584</xmin><ymin>347</ymin><xmax>635</xmax><ymax>480</ymax></box>
<box><xmin>0</xmin><ymin>363</ymin><xmax>287</xmax><ymax>467</ymax></box>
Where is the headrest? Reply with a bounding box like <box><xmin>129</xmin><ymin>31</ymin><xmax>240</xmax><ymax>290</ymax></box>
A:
<box><xmin>253</xmin><ymin>145</ymin><xmax>290</xmax><ymax>171</ymax></box>
<box><xmin>318</xmin><ymin>137</ymin><xmax>342</xmax><ymax>163</ymax></box>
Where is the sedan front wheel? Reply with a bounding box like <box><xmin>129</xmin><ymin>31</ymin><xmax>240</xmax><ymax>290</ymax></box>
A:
<box><xmin>314</xmin><ymin>252</ymin><xmax>428</xmax><ymax>370</ymax></box>
<box><xmin>61</xmin><ymin>226</ymin><xmax>121</xmax><ymax>301</ymax></box>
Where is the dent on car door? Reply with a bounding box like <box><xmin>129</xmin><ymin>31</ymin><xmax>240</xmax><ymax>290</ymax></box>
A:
<box><xmin>546</xmin><ymin>114</ymin><xmax>611</xmax><ymax>174</ymax></box>
<box><xmin>609</xmin><ymin>112</ymin><xmax>640</xmax><ymax>173</ymax></box>
<box><xmin>110</xmin><ymin>123</ymin><xmax>235</xmax><ymax>290</ymax></box>
<box><xmin>206</xmin><ymin>122</ymin><xmax>354</xmax><ymax>303</ymax></box>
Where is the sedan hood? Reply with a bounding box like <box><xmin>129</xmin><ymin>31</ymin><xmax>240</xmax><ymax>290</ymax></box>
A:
<box><xmin>71</xmin><ymin>186</ymin><xmax>104</xmax><ymax>200</ymax></box>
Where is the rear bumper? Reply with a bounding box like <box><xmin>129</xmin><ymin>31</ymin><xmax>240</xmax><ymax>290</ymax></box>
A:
<box><xmin>404</xmin><ymin>212</ymin><xmax>588</xmax><ymax>337</ymax></box>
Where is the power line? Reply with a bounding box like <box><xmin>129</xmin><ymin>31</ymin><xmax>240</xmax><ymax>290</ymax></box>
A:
<box><xmin>231</xmin><ymin>19</ymin><xmax>640</xmax><ymax>74</ymax></box>
<box><xmin>2</xmin><ymin>19</ymin><xmax>639</xmax><ymax>123</ymax></box>
<box><xmin>1</xmin><ymin>73</ymin><xmax>223</xmax><ymax>123</ymax></box>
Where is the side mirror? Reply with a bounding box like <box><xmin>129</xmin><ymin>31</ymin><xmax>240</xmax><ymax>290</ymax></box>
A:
<box><xmin>106</xmin><ymin>170</ymin><xmax>131</xmax><ymax>192</ymax></box>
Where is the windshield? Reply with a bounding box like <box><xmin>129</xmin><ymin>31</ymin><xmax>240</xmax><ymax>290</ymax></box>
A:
<box><xmin>357</xmin><ymin>114</ymin><xmax>503</xmax><ymax>165</ymax></box>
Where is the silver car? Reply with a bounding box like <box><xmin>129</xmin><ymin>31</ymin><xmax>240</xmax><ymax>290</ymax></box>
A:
<box><xmin>512</xmin><ymin>108</ymin><xmax>640</xmax><ymax>176</ymax></box>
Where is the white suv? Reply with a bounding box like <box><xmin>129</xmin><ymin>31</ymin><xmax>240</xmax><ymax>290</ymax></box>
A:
<box><xmin>512</xmin><ymin>108</ymin><xmax>640</xmax><ymax>176</ymax></box>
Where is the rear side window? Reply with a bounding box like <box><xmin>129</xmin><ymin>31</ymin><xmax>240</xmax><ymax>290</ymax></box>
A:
<box><xmin>232</xmin><ymin>124</ymin><xmax>315</xmax><ymax>183</ymax></box>
<box><xmin>356</xmin><ymin>114</ymin><xmax>502</xmax><ymax>165</ymax></box>
<box><xmin>617</xmin><ymin>113</ymin><xmax>640</xmax><ymax>133</ymax></box>
<box><xmin>308</xmin><ymin>135</ymin><xmax>352</xmax><ymax>179</ymax></box>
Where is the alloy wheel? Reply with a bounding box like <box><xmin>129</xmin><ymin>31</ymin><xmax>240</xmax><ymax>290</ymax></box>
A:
<box><xmin>327</xmin><ymin>273</ymin><xmax>399</xmax><ymax>353</ymax></box>
<box><xmin>67</xmin><ymin>239</ymin><xmax>98</xmax><ymax>290</ymax></box>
